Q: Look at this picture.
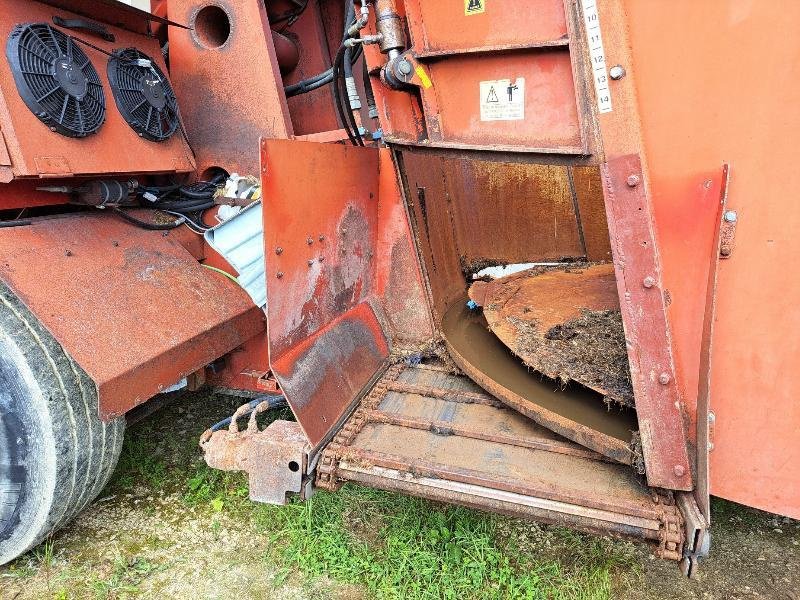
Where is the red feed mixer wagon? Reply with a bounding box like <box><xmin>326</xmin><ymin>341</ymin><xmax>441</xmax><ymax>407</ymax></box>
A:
<box><xmin>0</xmin><ymin>0</ymin><xmax>797</xmax><ymax>574</ymax></box>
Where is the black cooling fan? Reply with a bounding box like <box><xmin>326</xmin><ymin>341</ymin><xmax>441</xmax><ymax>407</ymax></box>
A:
<box><xmin>107</xmin><ymin>48</ymin><xmax>179</xmax><ymax>142</ymax></box>
<box><xmin>6</xmin><ymin>23</ymin><xmax>106</xmax><ymax>137</ymax></box>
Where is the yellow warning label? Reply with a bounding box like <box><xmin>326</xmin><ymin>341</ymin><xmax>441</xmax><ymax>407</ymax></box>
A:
<box><xmin>415</xmin><ymin>65</ymin><xmax>432</xmax><ymax>89</ymax></box>
<box><xmin>465</xmin><ymin>0</ymin><xmax>485</xmax><ymax>15</ymax></box>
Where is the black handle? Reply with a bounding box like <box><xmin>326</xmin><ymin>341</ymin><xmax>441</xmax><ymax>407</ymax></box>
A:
<box><xmin>52</xmin><ymin>16</ymin><xmax>115</xmax><ymax>43</ymax></box>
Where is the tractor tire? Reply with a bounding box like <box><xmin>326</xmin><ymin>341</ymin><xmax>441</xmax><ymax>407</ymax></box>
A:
<box><xmin>0</xmin><ymin>283</ymin><xmax>125</xmax><ymax>566</ymax></box>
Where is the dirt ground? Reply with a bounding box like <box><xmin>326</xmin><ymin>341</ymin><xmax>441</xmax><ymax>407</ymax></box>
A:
<box><xmin>0</xmin><ymin>390</ymin><xmax>797</xmax><ymax>600</ymax></box>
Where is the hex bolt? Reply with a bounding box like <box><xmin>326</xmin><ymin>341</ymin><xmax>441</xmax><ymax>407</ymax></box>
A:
<box><xmin>673</xmin><ymin>465</ymin><xmax>686</xmax><ymax>477</ymax></box>
<box><xmin>307</xmin><ymin>259</ymin><xmax>315</xmax><ymax>267</ymax></box>
<box><xmin>626</xmin><ymin>174</ymin><xmax>641</xmax><ymax>187</ymax></box>
<box><xmin>319</xmin><ymin>234</ymin><xmax>326</xmax><ymax>242</ymax></box>
<box><xmin>64</xmin><ymin>249</ymin><xmax>73</xmax><ymax>257</ymax></box>
<box><xmin>276</xmin><ymin>271</ymin><xmax>284</xmax><ymax>279</ymax></box>
<box><xmin>398</xmin><ymin>59</ymin><xmax>413</xmax><ymax>75</ymax></box>
<box><xmin>658</xmin><ymin>372</ymin><xmax>671</xmax><ymax>385</ymax></box>
<box><xmin>643</xmin><ymin>276</ymin><xmax>656</xmax><ymax>289</ymax></box>
<box><xmin>275</xmin><ymin>246</ymin><xmax>283</xmax><ymax>255</ymax></box>
<box><xmin>609</xmin><ymin>65</ymin><xmax>626</xmax><ymax>80</ymax></box>
<box><xmin>724</xmin><ymin>210</ymin><xmax>738</xmax><ymax>223</ymax></box>
<box><xmin>306</xmin><ymin>237</ymin><xmax>314</xmax><ymax>245</ymax></box>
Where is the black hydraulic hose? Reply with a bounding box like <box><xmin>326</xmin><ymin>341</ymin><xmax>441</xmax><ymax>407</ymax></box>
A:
<box><xmin>333</xmin><ymin>45</ymin><xmax>360</xmax><ymax>146</ymax></box>
<box><xmin>0</xmin><ymin>219</ymin><xmax>32</xmax><ymax>228</ymax></box>
<box><xmin>207</xmin><ymin>394</ymin><xmax>288</xmax><ymax>434</ymax></box>
<box><xmin>177</xmin><ymin>186</ymin><xmax>215</xmax><ymax>200</ymax></box>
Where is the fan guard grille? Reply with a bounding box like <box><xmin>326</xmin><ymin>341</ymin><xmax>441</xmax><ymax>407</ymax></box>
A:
<box><xmin>6</xmin><ymin>23</ymin><xmax>106</xmax><ymax>138</ymax></box>
<box><xmin>107</xmin><ymin>48</ymin><xmax>180</xmax><ymax>142</ymax></box>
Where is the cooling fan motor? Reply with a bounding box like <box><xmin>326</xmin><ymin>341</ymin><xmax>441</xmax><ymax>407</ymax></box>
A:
<box><xmin>107</xmin><ymin>48</ymin><xmax>180</xmax><ymax>142</ymax></box>
<box><xmin>6</xmin><ymin>23</ymin><xmax>106</xmax><ymax>137</ymax></box>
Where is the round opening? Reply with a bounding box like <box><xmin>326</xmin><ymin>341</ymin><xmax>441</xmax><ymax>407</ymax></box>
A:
<box><xmin>201</xmin><ymin>166</ymin><xmax>229</xmax><ymax>183</ymax></box>
<box><xmin>288</xmin><ymin>461</ymin><xmax>300</xmax><ymax>473</ymax></box>
<box><xmin>194</xmin><ymin>5</ymin><xmax>231</xmax><ymax>49</ymax></box>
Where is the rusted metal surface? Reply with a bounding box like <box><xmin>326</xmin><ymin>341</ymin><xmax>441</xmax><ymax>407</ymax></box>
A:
<box><xmin>0</xmin><ymin>1</ymin><xmax>194</xmax><ymax>183</ymax></box>
<box><xmin>0</xmin><ymin>213</ymin><xmax>265</xmax><ymax>418</ymax></box>
<box><xmin>202</xmin><ymin>409</ymin><xmax>309</xmax><ymax>505</ymax></box>
<box><xmin>469</xmin><ymin>264</ymin><xmax>633</xmax><ymax>406</ymax></box>
<box><xmin>676</xmin><ymin>492</ymin><xmax>710</xmax><ymax>577</ymax></box>
<box><xmin>399</xmin><ymin>152</ymin><xmax>589</xmax><ymax>321</ymax></box>
<box><xmin>695</xmin><ymin>165</ymin><xmax>730</xmax><ymax>523</ymax></box>
<box><xmin>42</xmin><ymin>0</ymin><xmax>187</xmax><ymax>35</ymax></box>
<box><xmin>441</xmin><ymin>300</ymin><xmax>636</xmax><ymax>465</ymax></box>
<box><xmin>601</xmin><ymin>154</ymin><xmax>692</xmax><ymax>490</ymax></box>
<box><xmin>261</xmin><ymin>140</ymin><xmax>388</xmax><ymax>448</ymax></box>
<box><xmin>572</xmin><ymin>166</ymin><xmax>613</xmax><ymax>262</ymax></box>
<box><xmin>374</xmin><ymin>149</ymin><xmax>434</xmax><ymax>344</ymax></box>
<box><xmin>168</xmin><ymin>0</ymin><xmax>292</xmax><ymax>177</ymax></box>
<box><xmin>316</xmin><ymin>360</ymin><xmax>684</xmax><ymax>558</ymax></box>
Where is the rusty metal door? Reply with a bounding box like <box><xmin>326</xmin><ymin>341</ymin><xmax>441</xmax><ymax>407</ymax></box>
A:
<box><xmin>260</xmin><ymin>139</ymin><xmax>389</xmax><ymax>448</ymax></box>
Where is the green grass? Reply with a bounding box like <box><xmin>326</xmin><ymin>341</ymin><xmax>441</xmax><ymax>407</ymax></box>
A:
<box><xmin>178</xmin><ymin>453</ymin><xmax>634</xmax><ymax>600</ymax></box>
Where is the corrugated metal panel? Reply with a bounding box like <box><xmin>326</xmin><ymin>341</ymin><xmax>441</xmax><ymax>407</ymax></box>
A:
<box><xmin>205</xmin><ymin>202</ymin><xmax>267</xmax><ymax>308</ymax></box>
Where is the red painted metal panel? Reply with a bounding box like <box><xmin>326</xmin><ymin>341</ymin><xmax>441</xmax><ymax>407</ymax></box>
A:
<box><xmin>405</xmin><ymin>0</ymin><xmax>568</xmax><ymax>54</ymax></box>
<box><xmin>0</xmin><ymin>213</ymin><xmax>265</xmax><ymax>418</ymax></box>
<box><xmin>168</xmin><ymin>0</ymin><xmax>292</xmax><ymax>177</ymax></box>
<box><xmin>612</xmin><ymin>0</ymin><xmax>800</xmax><ymax>516</ymax></box>
<box><xmin>425</xmin><ymin>52</ymin><xmax>582</xmax><ymax>150</ymax></box>
<box><xmin>261</xmin><ymin>139</ymin><xmax>388</xmax><ymax>447</ymax></box>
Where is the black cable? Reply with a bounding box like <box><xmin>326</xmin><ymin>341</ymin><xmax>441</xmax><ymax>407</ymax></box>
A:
<box><xmin>207</xmin><ymin>394</ymin><xmax>288</xmax><ymax>434</ymax></box>
<box><xmin>333</xmin><ymin>46</ymin><xmax>359</xmax><ymax>146</ymax></box>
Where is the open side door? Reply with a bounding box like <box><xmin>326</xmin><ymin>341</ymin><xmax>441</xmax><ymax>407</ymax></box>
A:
<box><xmin>260</xmin><ymin>139</ymin><xmax>388</xmax><ymax>448</ymax></box>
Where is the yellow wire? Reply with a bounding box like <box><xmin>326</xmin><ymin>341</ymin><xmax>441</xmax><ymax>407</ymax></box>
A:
<box><xmin>201</xmin><ymin>264</ymin><xmax>240</xmax><ymax>286</ymax></box>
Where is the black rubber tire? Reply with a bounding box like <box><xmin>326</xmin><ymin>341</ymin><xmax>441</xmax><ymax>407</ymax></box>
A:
<box><xmin>0</xmin><ymin>283</ymin><xmax>124</xmax><ymax>565</ymax></box>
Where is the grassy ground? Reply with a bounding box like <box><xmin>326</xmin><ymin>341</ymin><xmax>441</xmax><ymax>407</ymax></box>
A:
<box><xmin>0</xmin><ymin>391</ymin><xmax>797</xmax><ymax>600</ymax></box>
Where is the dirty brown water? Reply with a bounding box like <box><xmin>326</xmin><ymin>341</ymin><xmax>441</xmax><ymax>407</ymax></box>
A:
<box><xmin>441</xmin><ymin>298</ymin><xmax>638</xmax><ymax>441</ymax></box>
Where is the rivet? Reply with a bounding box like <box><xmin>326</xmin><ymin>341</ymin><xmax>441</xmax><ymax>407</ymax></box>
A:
<box><xmin>724</xmin><ymin>210</ymin><xmax>737</xmax><ymax>223</ymax></box>
<box><xmin>319</xmin><ymin>234</ymin><xmax>326</xmax><ymax>242</ymax></box>
<box><xmin>626</xmin><ymin>174</ymin><xmax>641</xmax><ymax>187</ymax></box>
<box><xmin>658</xmin><ymin>372</ymin><xmax>671</xmax><ymax>385</ymax></box>
<box><xmin>643</xmin><ymin>276</ymin><xmax>656</xmax><ymax>288</ymax></box>
<box><xmin>306</xmin><ymin>237</ymin><xmax>314</xmax><ymax>245</ymax></box>
<box><xmin>319</xmin><ymin>255</ymin><xmax>325</xmax><ymax>262</ymax></box>
<box><xmin>112</xmin><ymin>240</ymin><xmax>119</xmax><ymax>247</ymax></box>
<box><xmin>609</xmin><ymin>65</ymin><xmax>626</xmax><ymax>80</ymax></box>
<box><xmin>720</xmin><ymin>246</ymin><xmax>731</xmax><ymax>257</ymax></box>
<box><xmin>276</xmin><ymin>271</ymin><xmax>284</xmax><ymax>279</ymax></box>
<box><xmin>275</xmin><ymin>246</ymin><xmax>283</xmax><ymax>255</ymax></box>
<box><xmin>64</xmin><ymin>249</ymin><xmax>73</xmax><ymax>257</ymax></box>
<box><xmin>673</xmin><ymin>465</ymin><xmax>686</xmax><ymax>477</ymax></box>
<box><xmin>307</xmin><ymin>259</ymin><xmax>314</xmax><ymax>267</ymax></box>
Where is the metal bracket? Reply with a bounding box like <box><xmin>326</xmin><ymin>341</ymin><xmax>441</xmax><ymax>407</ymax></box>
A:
<box><xmin>719</xmin><ymin>207</ymin><xmax>738</xmax><ymax>258</ymax></box>
<box><xmin>676</xmin><ymin>492</ymin><xmax>711</xmax><ymax>577</ymax></box>
<box><xmin>201</xmin><ymin>406</ymin><xmax>310</xmax><ymax>505</ymax></box>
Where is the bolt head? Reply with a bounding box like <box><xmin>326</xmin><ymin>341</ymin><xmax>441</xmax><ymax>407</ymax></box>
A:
<box><xmin>319</xmin><ymin>235</ymin><xmax>326</xmax><ymax>242</ymax></box>
<box><xmin>724</xmin><ymin>210</ymin><xmax>737</xmax><ymax>223</ymax></box>
<box><xmin>276</xmin><ymin>271</ymin><xmax>284</xmax><ymax>279</ymax></box>
<box><xmin>398</xmin><ymin>60</ymin><xmax>413</xmax><ymax>75</ymax></box>
<box><xmin>275</xmin><ymin>246</ymin><xmax>283</xmax><ymax>255</ymax></box>
<box><xmin>643</xmin><ymin>276</ymin><xmax>656</xmax><ymax>288</ymax></box>
<box><xmin>673</xmin><ymin>465</ymin><xmax>686</xmax><ymax>477</ymax></box>
<box><xmin>609</xmin><ymin>65</ymin><xmax>626</xmax><ymax>80</ymax></box>
<box><xmin>306</xmin><ymin>237</ymin><xmax>314</xmax><ymax>245</ymax></box>
<box><xmin>626</xmin><ymin>174</ymin><xmax>641</xmax><ymax>187</ymax></box>
<box><xmin>307</xmin><ymin>259</ymin><xmax>315</xmax><ymax>266</ymax></box>
<box><xmin>658</xmin><ymin>372</ymin><xmax>671</xmax><ymax>385</ymax></box>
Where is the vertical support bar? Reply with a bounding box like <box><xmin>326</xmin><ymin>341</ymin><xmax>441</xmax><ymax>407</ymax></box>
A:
<box><xmin>696</xmin><ymin>164</ymin><xmax>731</xmax><ymax>521</ymax></box>
<box><xmin>601</xmin><ymin>154</ymin><xmax>692</xmax><ymax>490</ymax></box>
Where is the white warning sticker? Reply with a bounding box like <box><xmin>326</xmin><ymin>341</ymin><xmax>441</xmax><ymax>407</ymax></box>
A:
<box><xmin>479</xmin><ymin>78</ymin><xmax>525</xmax><ymax>122</ymax></box>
